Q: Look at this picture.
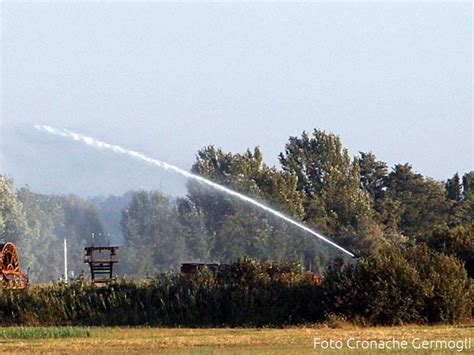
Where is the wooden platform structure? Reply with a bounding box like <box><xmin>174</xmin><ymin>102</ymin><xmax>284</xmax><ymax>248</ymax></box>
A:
<box><xmin>84</xmin><ymin>246</ymin><xmax>119</xmax><ymax>284</ymax></box>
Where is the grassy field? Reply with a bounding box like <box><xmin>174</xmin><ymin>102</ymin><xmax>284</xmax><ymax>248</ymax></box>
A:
<box><xmin>0</xmin><ymin>325</ymin><xmax>471</xmax><ymax>353</ymax></box>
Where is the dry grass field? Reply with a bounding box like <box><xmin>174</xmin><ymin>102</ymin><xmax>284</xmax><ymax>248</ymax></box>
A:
<box><xmin>0</xmin><ymin>325</ymin><xmax>471</xmax><ymax>354</ymax></box>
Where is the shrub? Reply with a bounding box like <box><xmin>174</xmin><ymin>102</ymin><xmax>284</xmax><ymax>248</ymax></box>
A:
<box><xmin>405</xmin><ymin>245</ymin><xmax>473</xmax><ymax>323</ymax></box>
<box><xmin>320</xmin><ymin>246</ymin><xmax>473</xmax><ymax>325</ymax></box>
<box><xmin>0</xmin><ymin>255</ymin><xmax>470</xmax><ymax>327</ymax></box>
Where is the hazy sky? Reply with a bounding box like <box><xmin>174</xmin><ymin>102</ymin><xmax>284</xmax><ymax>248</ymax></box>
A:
<box><xmin>1</xmin><ymin>2</ymin><xmax>472</xmax><ymax>197</ymax></box>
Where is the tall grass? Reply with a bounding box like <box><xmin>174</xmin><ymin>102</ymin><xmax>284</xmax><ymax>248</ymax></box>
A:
<box><xmin>0</xmin><ymin>259</ymin><xmax>319</xmax><ymax>327</ymax></box>
<box><xmin>0</xmin><ymin>326</ymin><xmax>91</xmax><ymax>339</ymax></box>
<box><xmin>0</xmin><ymin>257</ymin><xmax>470</xmax><ymax>327</ymax></box>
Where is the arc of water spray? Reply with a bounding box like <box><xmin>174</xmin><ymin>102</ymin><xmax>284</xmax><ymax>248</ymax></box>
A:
<box><xmin>34</xmin><ymin>124</ymin><xmax>355</xmax><ymax>258</ymax></box>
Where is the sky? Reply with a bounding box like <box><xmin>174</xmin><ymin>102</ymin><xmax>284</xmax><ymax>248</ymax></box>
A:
<box><xmin>1</xmin><ymin>2</ymin><xmax>472</xmax><ymax>198</ymax></box>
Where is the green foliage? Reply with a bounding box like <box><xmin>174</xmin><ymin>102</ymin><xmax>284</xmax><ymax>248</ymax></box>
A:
<box><xmin>17</xmin><ymin>188</ymin><xmax>103</xmax><ymax>282</ymax></box>
<box><xmin>176</xmin><ymin>198</ymin><xmax>209</xmax><ymax>261</ymax></box>
<box><xmin>382</xmin><ymin>164</ymin><xmax>449</xmax><ymax>237</ymax></box>
<box><xmin>279</xmin><ymin>130</ymin><xmax>372</xmax><ymax>241</ymax></box>
<box><xmin>321</xmin><ymin>250</ymin><xmax>425</xmax><ymax>325</ymax></box>
<box><xmin>0</xmin><ymin>326</ymin><xmax>91</xmax><ymax>339</ymax></box>
<box><xmin>0</xmin><ymin>176</ymin><xmax>28</xmax><ymax>249</ymax></box>
<box><xmin>190</xmin><ymin>145</ymin><xmax>305</xmax><ymax>220</ymax></box>
<box><xmin>0</xmin><ymin>259</ymin><xmax>318</xmax><ymax>327</ymax></box>
<box><xmin>357</xmin><ymin>152</ymin><xmax>388</xmax><ymax>201</ymax></box>
<box><xmin>1</xmin><ymin>127</ymin><xmax>471</xmax><ymax>332</ymax></box>
<box><xmin>427</xmin><ymin>225</ymin><xmax>474</xmax><ymax>278</ymax></box>
<box><xmin>462</xmin><ymin>171</ymin><xmax>474</xmax><ymax>201</ymax></box>
<box><xmin>90</xmin><ymin>191</ymin><xmax>134</xmax><ymax>245</ymax></box>
<box><xmin>405</xmin><ymin>245</ymin><xmax>472</xmax><ymax>323</ymax></box>
<box><xmin>121</xmin><ymin>190</ymin><xmax>187</xmax><ymax>275</ymax></box>
<box><xmin>185</xmin><ymin>145</ymin><xmax>318</xmax><ymax>267</ymax></box>
<box><xmin>445</xmin><ymin>173</ymin><xmax>462</xmax><ymax>201</ymax></box>
<box><xmin>0</xmin><ymin>257</ymin><xmax>469</xmax><ymax>327</ymax></box>
<box><xmin>321</xmin><ymin>246</ymin><xmax>473</xmax><ymax>325</ymax></box>
<box><xmin>112</xmin><ymin>134</ymin><xmax>473</xmax><ymax>281</ymax></box>
<box><xmin>213</xmin><ymin>211</ymin><xmax>272</xmax><ymax>262</ymax></box>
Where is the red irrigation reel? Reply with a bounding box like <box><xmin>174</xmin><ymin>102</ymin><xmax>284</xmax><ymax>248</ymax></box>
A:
<box><xmin>0</xmin><ymin>242</ymin><xmax>28</xmax><ymax>289</ymax></box>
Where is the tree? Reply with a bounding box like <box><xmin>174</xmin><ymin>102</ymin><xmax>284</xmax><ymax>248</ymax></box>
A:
<box><xmin>383</xmin><ymin>164</ymin><xmax>449</xmax><ymax>237</ymax></box>
<box><xmin>90</xmin><ymin>191</ymin><xmax>134</xmax><ymax>245</ymax></box>
<box><xmin>121</xmin><ymin>191</ymin><xmax>186</xmax><ymax>275</ymax></box>
<box><xmin>186</xmin><ymin>145</ymin><xmax>309</xmax><ymax>264</ymax></box>
<box><xmin>445</xmin><ymin>173</ymin><xmax>462</xmax><ymax>201</ymax></box>
<box><xmin>189</xmin><ymin>146</ymin><xmax>305</xmax><ymax>224</ymax></box>
<box><xmin>212</xmin><ymin>209</ymin><xmax>272</xmax><ymax>262</ymax></box>
<box><xmin>427</xmin><ymin>224</ymin><xmax>474</xmax><ymax>278</ymax></box>
<box><xmin>16</xmin><ymin>187</ymin><xmax>61</xmax><ymax>282</ymax></box>
<box><xmin>17</xmin><ymin>188</ymin><xmax>105</xmax><ymax>282</ymax></box>
<box><xmin>177</xmin><ymin>197</ymin><xmax>209</xmax><ymax>261</ymax></box>
<box><xmin>0</xmin><ymin>176</ymin><xmax>28</xmax><ymax>247</ymax></box>
<box><xmin>61</xmin><ymin>195</ymin><xmax>104</xmax><ymax>274</ymax></box>
<box><xmin>279</xmin><ymin>129</ymin><xmax>373</xmax><ymax>247</ymax></box>
<box><xmin>357</xmin><ymin>152</ymin><xmax>388</xmax><ymax>201</ymax></box>
<box><xmin>462</xmin><ymin>171</ymin><xmax>474</xmax><ymax>200</ymax></box>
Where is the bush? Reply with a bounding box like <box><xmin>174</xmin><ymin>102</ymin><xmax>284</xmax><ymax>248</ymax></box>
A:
<box><xmin>0</xmin><ymin>259</ymin><xmax>320</xmax><ymax>327</ymax></box>
<box><xmin>405</xmin><ymin>245</ymin><xmax>472</xmax><ymax>323</ymax></box>
<box><xmin>427</xmin><ymin>224</ymin><xmax>474</xmax><ymax>278</ymax></box>
<box><xmin>320</xmin><ymin>246</ymin><xmax>473</xmax><ymax>325</ymax></box>
<box><xmin>0</xmin><ymin>255</ymin><xmax>470</xmax><ymax>327</ymax></box>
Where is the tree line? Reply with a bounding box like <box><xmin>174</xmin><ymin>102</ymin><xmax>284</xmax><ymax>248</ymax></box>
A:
<box><xmin>119</xmin><ymin>128</ymin><xmax>473</xmax><ymax>279</ymax></box>
<box><xmin>0</xmin><ymin>128</ymin><xmax>472</xmax><ymax>282</ymax></box>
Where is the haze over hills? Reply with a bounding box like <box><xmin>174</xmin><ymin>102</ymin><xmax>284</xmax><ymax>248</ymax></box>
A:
<box><xmin>2</xmin><ymin>125</ymin><xmax>189</xmax><ymax>197</ymax></box>
<box><xmin>1</xmin><ymin>2</ymin><xmax>472</xmax><ymax>198</ymax></box>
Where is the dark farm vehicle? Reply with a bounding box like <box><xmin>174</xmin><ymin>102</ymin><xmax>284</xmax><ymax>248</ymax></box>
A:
<box><xmin>181</xmin><ymin>263</ymin><xmax>321</xmax><ymax>285</ymax></box>
<box><xmin>180</xmin><ymin>263</ymin><xmax>229</xmax><ymax>274</ymax></box>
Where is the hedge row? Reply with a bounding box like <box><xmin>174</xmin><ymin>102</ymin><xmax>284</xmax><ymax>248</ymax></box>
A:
<box><xmin>0</xmin><ymin>248</ymin><xmax>471</xmax><ymax>326</ymax></box>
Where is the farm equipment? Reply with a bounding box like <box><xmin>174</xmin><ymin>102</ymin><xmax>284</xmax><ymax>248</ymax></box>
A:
<box><xmin>180</xmin><ymin>263</ymin><xmax>321</xmax><ymax>284</ymax></box>
<box><xmin>180</xmin><ymin>263</ymin><xmax>226</xmax><ymax>274</ymax></box>
<box><xmin>0</xmin><ymin>242</ymin><xmax>29</xmax><ymax>289</ymax></box>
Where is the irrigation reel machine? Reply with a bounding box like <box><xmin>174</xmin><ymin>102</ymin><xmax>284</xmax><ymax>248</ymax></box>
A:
<box><xmin>0</xmin><ymin>242</ymin><xmax>29</xmax><ymax>289</ymax></box>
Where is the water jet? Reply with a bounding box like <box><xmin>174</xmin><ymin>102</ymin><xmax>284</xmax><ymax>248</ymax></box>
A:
<box><xmin>35</xmin><ymin>125</ymin><xmax>355</xmax><ymax>258</ymax></box>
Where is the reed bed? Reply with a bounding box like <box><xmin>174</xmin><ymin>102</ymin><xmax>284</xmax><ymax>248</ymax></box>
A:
<box><xmin>0</xmin><ymin>260</ymin><xmax>319</xmax><ymax>327</ymax></box>
<box><xmin>0</xmin><ymin>258</ymin><xmax>470</xmax><ymax>327</ymax></box>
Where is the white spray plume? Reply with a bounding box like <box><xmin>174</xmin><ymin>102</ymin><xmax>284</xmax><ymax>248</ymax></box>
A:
<box><xmin>34</xmin><ymin>124</ymin><xmax>355</xmax><ymax>258</ymax></box>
